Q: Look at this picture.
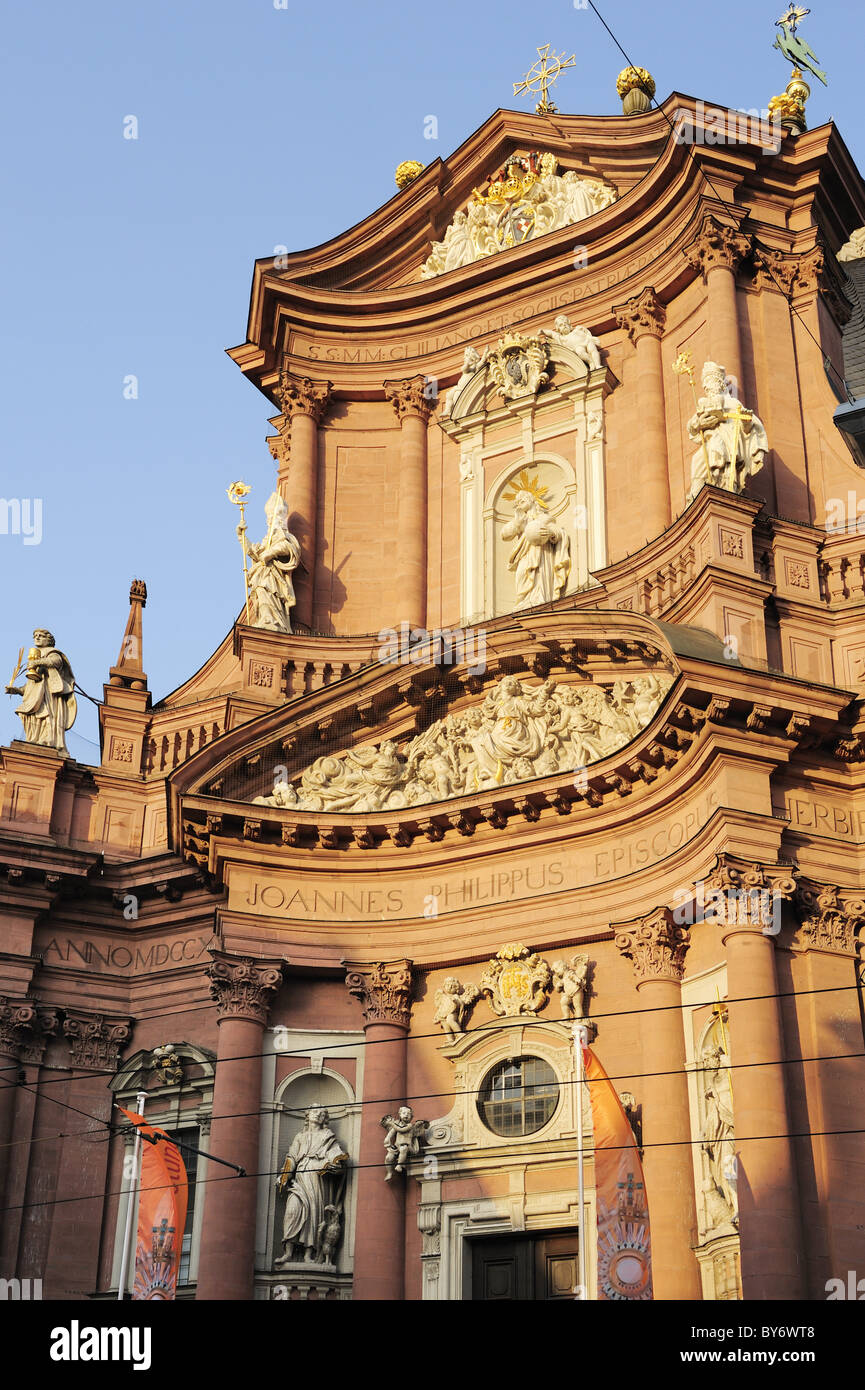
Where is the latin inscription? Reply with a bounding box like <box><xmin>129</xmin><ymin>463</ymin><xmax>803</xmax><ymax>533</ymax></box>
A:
<box><xmin>40</xmin><ymin>932</ymin><xmax>213</xmax><ymax>973</ymax></box>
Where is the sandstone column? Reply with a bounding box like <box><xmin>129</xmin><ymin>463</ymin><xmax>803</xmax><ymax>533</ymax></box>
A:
<box><xmin>684</xmin><ymin>215</ymin><xmax>751</xmax><ymax>396</ymax></box>
<box><xmin>1</xmin><ymin>1006</ymin><xmax>59</xmax><ymax>1277</ymax></box>
<box><xmin>344</xmin><ymin>959</ymin><xmax>413</xmax><ymax>1301</ymax></box>
<box><xmin>714</xmin><ymin>861</ymin><xmax>806</xmax><ymax>1299</ymax></box>
<box><xmin>614</xmin><ymin>907</ymin><xmax>702</xmax><ymax>1299</ymax></box>
<box><xmin>275</xmin><ymin>371</ymin><xmax>332</xmax><ymax>631</ymax></box>
<box><xmin>384</xmin><ymin>378</ymin><xmax>433</xmax><ymax>631</ymax></box>
<box><xmin>196</xmin><ymin>950</ymin><xmax>284</xmax><ymax>1301</ymax></box>
<box><xmin>613</xmin><ymin>287</ymin><xmax>671</xmax><ymax>535</ymax></box>
<box><xmin>0</xmin><ymin>996</ymin><xmax>35</xmax><ymax>1209</ymax></box>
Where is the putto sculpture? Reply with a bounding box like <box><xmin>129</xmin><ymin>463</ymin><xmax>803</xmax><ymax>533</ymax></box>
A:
<box><xmin>432</xmin><ymin>978</ymin><xmax>481</xmax><ymax>1041</ymax></box>
<box><xmin>252</xmin><ymin>671</ymin><xmax>674</xmax><ymax>813</ymax></box>
<box><xmin>5</xmin><ymin>629</ymin><xmax>77</xmax><ymax>755</ymax></box>
<box><xmin>381</xmin><ymin>1106</ymin><xmax>428</xmax><ymax>1181</ymax></box>
<box><xmin>551</xmin><ymin>954</ymin><xmax>590</xmax><ymax>1020</ymax></box>
<box><xmin>432</xmin><ymin>945</ymin><xmax>595</xmax><ymax>1039</ymax></box>
<box><xmin>685</xmin><ymin>361</ymin><xmax>768</xmax><ymax>501</ymax></box>
<box><xmin>274</xmin><ymin>1106</ymin><xmax>349</xmax><ymax>1267</ymax></box>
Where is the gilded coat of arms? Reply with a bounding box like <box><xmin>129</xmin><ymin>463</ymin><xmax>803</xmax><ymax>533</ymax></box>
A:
<box><xmin>479</xmin><ymin>942</ymin><xmax>552</xmax><ymax>1017</ymax></box>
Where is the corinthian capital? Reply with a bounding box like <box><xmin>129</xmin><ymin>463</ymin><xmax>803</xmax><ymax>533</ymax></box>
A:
<box><xmin>63</xmin><ymin>1010</ymin><xmax>133</xmax><ymax>1071</ymax></box>
<box><xmin>0</xmin><ymin>995</ymin><xmax>36</xmax><ymax>1058</ymax></box>
<box><xmin>345</xmin><ymin>959</ymin><xmax>413</xmax><ymax>1028</ymax></box>
<box><xmin>794</xmin><ymin>880</ymin><xmax>865</xmax><ymax>957</ymax></box>
<box><xmin>384</xmin><ymin>376</ymin><xmax>435</xmax><ymax>423</ymax></box>
<box><xmin>207</xmin><ymin>950</ymin><xmax>284</xmax><ymax>1025</ymax></box>
<box><xmin>683</xmin><ymin>215</ymin><xmax>751</xmax><ymax>278</ymax></box>
<box><xmin>613</xmin><ymin>286</ymin><xmax>666</xmax><ymax>342</ymax></box>
<box><xmin>277</xmin><ymin>370</ymin><xmax>333</xmax><ymax>424</ymax></box>
<box><xmin>614</xmin><ymin>907</ymin><xmax>690</xmax><ymax>984</ymax></box>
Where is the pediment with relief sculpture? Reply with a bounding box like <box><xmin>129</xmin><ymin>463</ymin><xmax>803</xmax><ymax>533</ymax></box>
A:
<box><xmin>421</xmin><ymin>150</ymin><xmax>617</xmax><ymax>280</ymax></box>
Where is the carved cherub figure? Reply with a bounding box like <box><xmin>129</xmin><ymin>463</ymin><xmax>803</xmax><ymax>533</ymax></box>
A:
<box><xmin>433</xmin><ymin>976</ymin><xmax>479</xmax><ymax>1041</ymax></box>
<box><xmin>551</xmin><ymin>954</ymin><xmax>590</xmax><ymax>1020</ymax></box>
<box><xmin>381</xmin><ymin>1106</ymin><xmax>428</xmax><ymax>1180</ymax></box>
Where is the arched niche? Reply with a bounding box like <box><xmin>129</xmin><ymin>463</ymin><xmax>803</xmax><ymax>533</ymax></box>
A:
<box><xmin>484</xmin><ymin>454</ymin><xmax>581</xmax><ymax>619</ymax></box>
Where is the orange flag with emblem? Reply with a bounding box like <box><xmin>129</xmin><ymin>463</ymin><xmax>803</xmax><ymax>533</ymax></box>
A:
<box><xmin>583</xmin><ymin>1046</ymin><xmax>653</xmax><ymax>1300</ymax></box>
<box><xmin>119</xmin><ymin>1107</ymin><xmax>188</xmax><ymax>1301</ymax></box>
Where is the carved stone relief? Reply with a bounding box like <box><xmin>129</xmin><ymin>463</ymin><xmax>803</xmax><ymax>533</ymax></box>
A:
<box><xmin>252</xmin><ymin>672</ymin><xmax>673</xmax><ymax>814</ymax></box>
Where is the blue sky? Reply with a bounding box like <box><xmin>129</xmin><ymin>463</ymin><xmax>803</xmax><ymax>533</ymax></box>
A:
<box><xmin>1</xmin><ymin>0</ymin><xmax>858</xmax><ymax>761</ymax></box>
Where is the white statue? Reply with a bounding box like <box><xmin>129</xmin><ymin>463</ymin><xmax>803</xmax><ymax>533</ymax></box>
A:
<box><xmin>701</xmin><ymin>1042</ymin><xmax>737</xmax><ymax>1228</ymax></box>
<box><xmin>551</xmin><ymin>954</ymin><xmax>589</xmax><ymax>1020</ymax></box>
<box><xmin>548</xmin><ymin>314</ymin><xmax>603</xmax><ymax>372</ymax></box>
<box><xmin>5</xmin><ymin>629</ymin><xmax>77</xmax><ymax>755</ymax></box>
<box><xmin>274</xmin><ymin>1106</ymin><xmax>349</xmax><ymax>1266</ymax></box>
<box><xmin>838</xmin><ymin>227</ymin><xmax>865</xmax><ymax>263</ymax></box>
<box><xmin>433</xmin><ymin>977</ymin><xmax>479</xmax><ymax>1040</ymax></box>
<box><xmin>252</xmin><ymin>671</ymin><xmax>674</xmax><ymax>813</ymax></box>
<box><xmin>444</xmin><ymin>345</ymin><xmax>487</xmax><ymax>415</ymax></box>
<box><xmin>686</xmin><ymin>361</ymin><xmax>768</xmax><ymax>501</ymax></box>
<box><xmin>381</xmin><ymin>1106</ymin><xmax>427</xmax><ymax>1180</ymax></box>
<box><xmin>240</xmin><ymin>492</ymin><xmax>302</xmax><ymax>633</ymax></box>
<box><xmin>502</xmin><ymin>489</ymin><xmax>571</xmax><ymax>609</ymax></box>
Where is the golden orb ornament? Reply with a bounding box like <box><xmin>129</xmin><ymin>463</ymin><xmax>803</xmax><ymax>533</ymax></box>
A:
<box><xmin>616</xmin><ymin>66</ymin><xmax>655</xmax><ymax>114</ymax></box>
<box><xmin>395</xmin><ymin>160</ymin><xmax>425</xmax><ymax>191</ymax></box>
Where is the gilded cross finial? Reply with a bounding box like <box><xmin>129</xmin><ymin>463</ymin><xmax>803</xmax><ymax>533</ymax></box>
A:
<box><xmin>513</xmin><ymin>43</ymin><xmax>576</xmax><ymax>115</ymax></box>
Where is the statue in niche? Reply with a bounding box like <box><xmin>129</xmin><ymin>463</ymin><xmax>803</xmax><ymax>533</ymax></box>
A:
<box><xmin>433</xmin><ymin>977</ymin><xmax>480</xmax><ymax>1041</ymax></box>
<box><xmin>5</xmin><ymin>629</ymin><xmax>77</xmax><ymax>755</ymax></box>
<box><xmin>701</xmin><ymin>1039</ymin><xmax>737</xmax><ymax>1229</ymax></box>
<box><xmin>274</xmin><ymin>1106</ymin><xmax>349</xmax><ymax>1266</ymax></box>
<box><xmin>381</xmin><ymin>1106</ymin><xmax>428</xmax><ymax>1180</ymax></box>
<box><xmin>239</xmin><ymin>491</ymin><xmax>302</xmax><ymax>633</ymax></box>
<box><xmin>547</xmin><ymin>314</ymin><xmax>603</xmax><ymax>372</ymax></box>
<box><xmin>444</xmin><ymin>344</ymin><xmax>487</xmax><ymax>415</ymax></box>
<box><xmin>551</xmin><ymin>954</ymin><xmax>590</xmax><ymax>1020</ymax></box>
<box><xmin>686</xmin><ymin>361</ymin><xmax>768</xmax><ymax>501</ymax></box>
<box><xmin>500</xmin><ymin>472</ymin><xmax>571</xmax><ymax>610</ymax></box>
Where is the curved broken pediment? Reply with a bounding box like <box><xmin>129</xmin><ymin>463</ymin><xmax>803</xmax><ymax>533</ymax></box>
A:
<box><xmin>250</xmin><ymin>671</ymin><xmax>673</xmax><ymax>815</ymax></box>
<box><xmin>421</xmin><ymin>151</ymin><xmax>617</xmax><ymax>280</ymax></box>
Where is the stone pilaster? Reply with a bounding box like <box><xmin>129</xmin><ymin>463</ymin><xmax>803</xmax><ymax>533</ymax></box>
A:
<box><xmin>196</xmin><ymin>949</ymin><xmax>284</xmax><ymax>1301</ymax></box>
<box><xmin>345</xmin><ymin>958</ymin><xmax>414</xmax><ymax>1300</ymax></box>
<box><xmin>614</xmin><ymin>908</ymin><xmax>701</xmax><ymax>1299</ymax></box>
<box><xmin>63</xmin><ymin>1011</ymin><xmax>133</xmax><ymax>1071</ymax></box>
<box><xmin>613</xmin><ymin>288</ymin><xmax>670</xmax><ymax>535</ymax></box>
<box><xmin>385</xmin><ymin>377</ymin><xmax>433</xmax><ymax>631</ymax></box>
<box><xmin>684</xmin><ymin>215</ymin><xmax>751</xmax><ymax>391</ymax></box>
<box><xmin>274</xmin><ymin>369</ymin><xmax>333</xmax><ymax>630</ymax></box>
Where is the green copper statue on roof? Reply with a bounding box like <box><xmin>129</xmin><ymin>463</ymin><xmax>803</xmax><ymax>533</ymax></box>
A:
<box><xmin>773</xmin><ymin>4</ymin><xmax>828</xmax><ymax>86</ymax></box>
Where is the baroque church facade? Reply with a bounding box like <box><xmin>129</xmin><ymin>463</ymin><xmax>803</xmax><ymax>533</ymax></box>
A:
<box><xmin>3</xmin><ymin>75</ymin><xmax>865</xmax><ymax>1302</ymax></box>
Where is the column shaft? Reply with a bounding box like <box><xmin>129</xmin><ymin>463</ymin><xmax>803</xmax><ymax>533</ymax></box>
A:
<box><xmin>724</xmin><ymin>926</ymin><xmax>805</xmax><ymax>1298</ymax></box>
<box><xmin>706</xmin><ymin>265</ymin><xmax>743</xmax><ymax>395</ymax></box>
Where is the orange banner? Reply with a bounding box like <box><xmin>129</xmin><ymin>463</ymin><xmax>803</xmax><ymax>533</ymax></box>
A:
<box><xmin>583</xmin><ymin>1047</ymin><xmax>653</xmax><ymax>1301</ymax></box>
<box><xmin>119</xmin><ymin>1108</ymin><xmax>188</xmax><ymax>1301</ymax></box>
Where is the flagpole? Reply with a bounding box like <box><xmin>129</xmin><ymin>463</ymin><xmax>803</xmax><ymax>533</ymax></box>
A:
<box><xmin>117</xmin><ymin>1090</ymin><xmax>146</xmax><ymax>1301</ymax></box>
<box><xmin>572</xmin><ymin>1023</ymin><xmax>588</xmax><ymax>1300</ymax></box>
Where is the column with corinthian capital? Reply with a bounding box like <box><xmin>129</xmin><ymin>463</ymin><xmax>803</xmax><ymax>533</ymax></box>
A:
<box><xmin>683</xmin><ymin>215</ymin><xmax>751</xmax><ymax>395</ymax></box>
<box><xmin>276</xmin><ymin>370</ymin><xmax>332</xmax><ymax>631</ymax></box>
<box><xmin>384</xmin><ymin>378</ymin><xmax>433</xmax><ymax>631</ymax></box>
<box><xmin>614</xmin><ymin>908</ymin><xmax>702</xmax><ymax>1299</ymax></box>
<box><xmin>707</xmin><ymin>859</ymin><xmax>805</xmax><ymax>1298</ymax></box>
<box><xmin>613</xmin><ymin>287</ymin><xmax>670</xmax><ymax>536</ymax></box>
<box><xmin>0</xmin><ymin>996</ymin><xmax>35</xmax><ymax>1207</ymax></box>
<box><xmin>196</xmin><ymin>950</ymin><xmax>284</xmax><ymax>1301</ymax></box>
<box><xmin>344</xmin><ymin>960</ymin><xmax>413</xmax><ymax>1301</ymax></box>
